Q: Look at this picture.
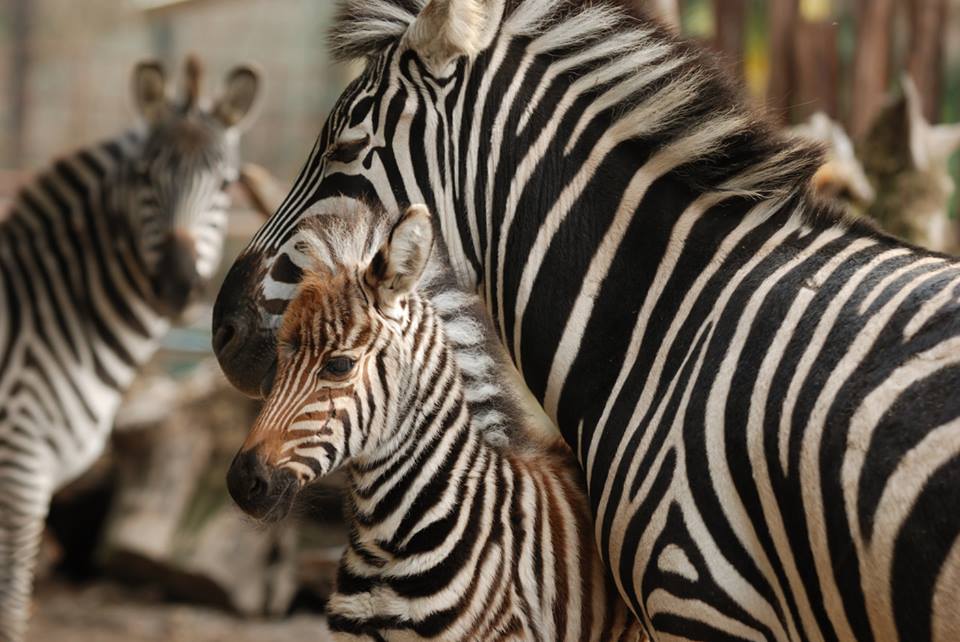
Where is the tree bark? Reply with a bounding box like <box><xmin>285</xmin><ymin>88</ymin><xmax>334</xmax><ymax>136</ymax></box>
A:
<box><xmin>906</xmin><ymin>0</ymin><xmax>948</xmax><ymax>122</ymax></box>
<box><xmin>850</xmin><ymin>0</ymin><xmax>896</xmax><ymax>138</ymax></box>
<box><xmin>767</xmin><ymin>0</ymin><xmax>799</xmax><ymax>123</ymax></box>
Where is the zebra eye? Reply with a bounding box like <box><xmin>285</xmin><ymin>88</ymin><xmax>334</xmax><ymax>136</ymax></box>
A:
<box><xmin>325</xmin><ymin>134</ymin><xmax>370</xmax><ymax>164</ymax></box>
<box><xmin>321</xmin><ymin>356</ymin><xmax>355</xmax><ymax>379</ymax></box>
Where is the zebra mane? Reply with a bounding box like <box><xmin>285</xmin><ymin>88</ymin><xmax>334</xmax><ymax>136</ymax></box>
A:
<box><xmin>330</xmin><ymin>0</ymin><xmax>828</xmax><ymax>206</ymax></box>
<box><xmin>329</xmin><ymin>0</ymin><xmax>626</xmax><ymax>62</ymax></box>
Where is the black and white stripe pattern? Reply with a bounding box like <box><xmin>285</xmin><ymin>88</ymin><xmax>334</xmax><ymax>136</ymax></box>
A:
<box><xmin>214</xmin><ymin>2</ymin><xmax>960</xmax><ymax>640</ymax></box>
<box><xmin>0</xmin><ymin>59</ymin><xmax>259</xmax><ymax>642</ymax></box>
<box><xmin>232</xmin><ymin>206</ymin><xmax>643</xmax><ymax>641</ymax></box>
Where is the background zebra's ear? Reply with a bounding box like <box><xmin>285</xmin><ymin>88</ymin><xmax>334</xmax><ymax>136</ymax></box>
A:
<box><xmin>903</xmin><ymin>75</ymin><xmax>960</xmax><ymax>170</ymax></box>
<box><xmin>366</xmin><ymin>205</ymin><xmax>434</xmax><ymax>313</ymax></box>
<box><xmin>404</xmin><ymin>0</ymin><xmax>497</xmax><ymax>73</ymax></box>
<box><xmin>213</xmin><ymin>65</ymin><xmax>262</xmax><ymax>130</ymax></box>
<box><xmin>132</xmin><ymin>60</ymin><xmax>169</xmax><ymax>124</ymax></box>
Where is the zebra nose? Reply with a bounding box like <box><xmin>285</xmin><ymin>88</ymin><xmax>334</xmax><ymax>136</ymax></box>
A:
<box><xmin>226</xmin><ymin>449</ymin><xmax>272</xmax><ymax>516</ymax></box>
<box><xmin>212</xmin><ymin>254</ymin><xmax>278</xmax><ymax>398</ymax></box>
<box><xmin>226</xmin><ymin>449</ymin><xmax>297</xmax><ymax>521</ymax></box>
<box><xmin>153</xmin><ymin>232</ymin><xmax>200</xmax><ymax>315</ymax></box>
<box><xmin>212</xmin><ymin>315</ymin><xmax>240</xmax><ymax>358</ymax></box>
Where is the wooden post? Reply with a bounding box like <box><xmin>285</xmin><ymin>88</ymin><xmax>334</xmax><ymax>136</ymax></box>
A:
<box><xmin>906</xmin><ymin>0</ymin><xmax>948</xmax><ymax>122</ymax></box>
<box><xmin>713</xmin><ymin>0</ymin><xmax>747</xmax><ymax>78</ymax></box>
<box><xmin>767</xmin><ymin>0</ymin><xmax>799</xmax><ymax>123</ymax></box>
<box><xmin>850</xmin><ymin>0</ymin><xmax>896</xmax><ymax>138</ymax></box>
<box><xmin>8</xmin><ymin>0</ymin><xmax>31</xmax><ymax>166</ymax></box>
<box><xmin>633</xmin><ymin>0</ymin><xmax>681</xmax><ymax>31</ymax></box>
<box><xmin>794</xmin><ymin>0</ymin><xmax>840</xmax><ymax>120</ymax></box>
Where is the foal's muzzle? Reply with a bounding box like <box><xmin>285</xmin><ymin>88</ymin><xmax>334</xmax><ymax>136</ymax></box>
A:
<box><xmin>226</xmin><ymin>449</ymin><xmax>298</xmax><ymax>522</ymax></box>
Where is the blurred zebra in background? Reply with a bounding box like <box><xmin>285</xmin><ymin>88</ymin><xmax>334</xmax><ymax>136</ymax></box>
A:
<box><xmin>227</xmin><ymin>205</ymin><xmax>644</xmax><ymax>641</ymax></box>
<box><xmin>796</xmin><ymin>76</ymin><xmax>960</xmax><ymax>253</ymax></box>
<box><xmin>0</xmin><ymin>57</ymin><xmax>261</xmax><ymax>642</ymax></box>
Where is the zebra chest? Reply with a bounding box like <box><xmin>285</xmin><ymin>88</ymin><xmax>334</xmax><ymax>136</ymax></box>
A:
<box><xmin>0</xmin><ymin>362</ymin><xmax>122</xmax><ymax>490</ymax></box>
<box><xmin>54</xmin><ymin>414</ymin><xmax>116</xmax><ymax>490</ymax></box>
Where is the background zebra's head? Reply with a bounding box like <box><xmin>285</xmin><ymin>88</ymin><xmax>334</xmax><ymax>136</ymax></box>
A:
<box><xmin>227</xmin><ymin>205</ymin><xmax>435</xmax><ymax>522</ymax></box>
<box><xmin>125</xmin><ymin>57</ymin><xmax>261</xmax><ymax>316</ymax></box>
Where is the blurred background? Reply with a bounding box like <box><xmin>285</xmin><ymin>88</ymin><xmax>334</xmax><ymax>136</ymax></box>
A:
<box><xmin>0</xmin><ymin>0</ymin><xmax>958</xmax><ymax>640</ymax></box>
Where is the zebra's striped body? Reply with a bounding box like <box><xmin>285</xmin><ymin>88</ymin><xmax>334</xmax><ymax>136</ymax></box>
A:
<box><xmin>228</xmin><ymin>206</ymin><xmax>643</xmax><ymax>641</ymax></box>
<box><xmin>213</xmin><ymin>2</ymin><xmax>960</xmax><ymax>640</ymax></box>
<box><xmin>0</xmin><ymin>59</ymin><xmax>260</xmax><ymax>642</ymax></box>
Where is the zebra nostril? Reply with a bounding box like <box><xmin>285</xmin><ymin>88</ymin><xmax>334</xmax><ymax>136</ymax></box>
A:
<box><xmin>249</xmin><ymin>474</ymin><xmax>267</xmax><ymax>498</ymax></box>
<box><xmin>212</xmin><ymin>320</ymin><xmax>237</xmax><ymax>354</ymax></box>
<box><xmin>227</xmin><ymin>449</ymin><xmax>271</xmax><ymax>512</ymax></box>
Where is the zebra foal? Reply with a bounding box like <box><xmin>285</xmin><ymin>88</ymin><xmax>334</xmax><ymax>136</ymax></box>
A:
<box><xmin>227</xmin><ymin>205</ymin><xmax>643</xmax><ymax>641</ymax></box>
<box><xmin>0</xmin><ymin>57</ymin><xmax>260</xmax><ymax>642</ymax></box>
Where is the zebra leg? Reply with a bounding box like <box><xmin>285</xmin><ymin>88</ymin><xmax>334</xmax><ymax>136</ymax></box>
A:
<box><xmin>0</xmin><ymin>483</ymin><xmax>50</xmax><ymax>642</ymax></box>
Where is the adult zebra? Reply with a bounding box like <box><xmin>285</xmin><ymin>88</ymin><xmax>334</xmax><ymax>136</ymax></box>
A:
<box><xmin>212</xmin><ymin>1</ymin><xmax>960</xmax><ymax>640</ymax></box>
<box><xmin>0</xmin><ymin>58</ymin><xmax>260</xmax><ymax>642</ymax></box>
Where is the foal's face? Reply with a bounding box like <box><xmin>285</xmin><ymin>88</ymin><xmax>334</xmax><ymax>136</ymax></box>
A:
<box><xmin>227</xmin><ymin>206</ymin><xmax>435</xmax><ymax>521</ymax></box>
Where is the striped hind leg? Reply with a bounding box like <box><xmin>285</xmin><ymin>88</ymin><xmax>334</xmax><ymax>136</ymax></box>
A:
<box><xmin>0</xmin><ymin>477</ymin><xmax>51</xmax><ymax>642</ymax></box>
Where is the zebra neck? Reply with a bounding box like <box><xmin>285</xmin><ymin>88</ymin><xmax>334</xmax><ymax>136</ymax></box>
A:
<box><xmin>493</xmin><ymin>174</ymin><xmax>867</xmax><ymax>452</ymax></box>
<box><xmin>346</xmin><ymin>360</ymin><xmax>494</xmax><ymax>553</ymax></box>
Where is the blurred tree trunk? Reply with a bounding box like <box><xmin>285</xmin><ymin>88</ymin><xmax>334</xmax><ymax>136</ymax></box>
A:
<box><xmin>906</xmin><ymin>0</ymin><xmax>948</xmax><ymax>122</ymax></box>
<box><xmin>768</xmin><ymin>0</ymin><xmax>799</xmax><ymax>123</ymax></box>
<box><xmin>794</xmin><ymin>1</ymin><xmax>840</xmax><ymax>120</ymax></box>
<box><xmin>850</xmin><ymin>0</ymin><xmax>896</xmax><ymax>138</ymax></box>
<box><xmin>713</xmin><ymin>0</ymin><xmax>747</xmax><ymax>78</ymax></box>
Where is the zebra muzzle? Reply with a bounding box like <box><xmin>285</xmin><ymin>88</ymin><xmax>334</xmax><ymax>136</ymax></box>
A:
<box><xmin>152</xmin><ymin>231</ymin><xmax>202</xmax><ymax>316</ymax></box>
<box><xmin>226</xmin><ymin>448</ymin><xmax>298</xmax><ymax>522</ymax></box>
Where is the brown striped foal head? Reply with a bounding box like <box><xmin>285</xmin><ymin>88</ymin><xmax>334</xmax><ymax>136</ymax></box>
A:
<box><xmin>226</xmin><ymin>205</ymin><xmax>435</xmax><ymax>521</ymax></box>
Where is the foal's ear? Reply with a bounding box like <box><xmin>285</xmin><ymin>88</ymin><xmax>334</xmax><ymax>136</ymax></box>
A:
<box><xmin>365</xmin><ymin>205</ymin><xmax>434</xmax><ymax>313</ymax></box>
<box><xmin>132</xmin><ymin>60</ymin><xmax>169</xmax><ymax>124</ymax></box>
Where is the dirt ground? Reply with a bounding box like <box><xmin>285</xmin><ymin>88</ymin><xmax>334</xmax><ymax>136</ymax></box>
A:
<box><xmin>29</xmin><ymin>580</ymin><xmax>331</xmax><ymax>642</ymax></box>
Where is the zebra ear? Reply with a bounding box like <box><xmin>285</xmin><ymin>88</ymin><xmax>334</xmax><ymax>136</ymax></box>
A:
<box><xmin>366</xmin><ymin>206</ymin><xmax>434</xmax><ymax>312</ymax></box>
<box><xmin>902</xmin><ymin>75</ymin><xmax>960</xmax><ymax>167</ymax></box>
<box><xmin>405</xmin><ymin>0</ymin><xmax>495</xmax><ymax>73</ymax></box>
<box><xmin>132</xmin><ymin>60</ymin><xmax>169</xmax><ymax>124</ymax></box>
<box><xmin>214</xmin><ymin>65</ymin><xmax>262</xmax><ymax>129</ymax></box>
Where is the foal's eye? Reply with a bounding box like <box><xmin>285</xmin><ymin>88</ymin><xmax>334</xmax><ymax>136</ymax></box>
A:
<box><xmin>321</xmin><ymin>356</ymin><xmax>355</xmax><ymax>379</ymax></box>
